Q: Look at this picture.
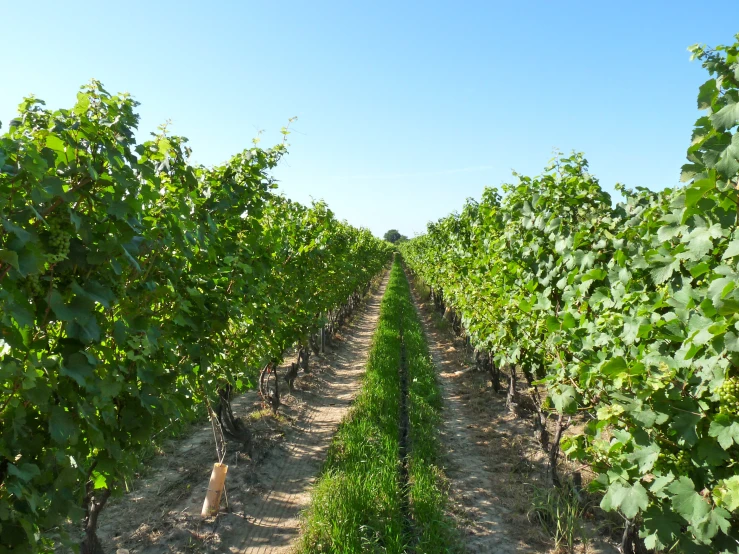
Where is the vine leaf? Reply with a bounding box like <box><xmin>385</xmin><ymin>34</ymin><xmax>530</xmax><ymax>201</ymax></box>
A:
<box><xmin>668</xmin><ymin>477</ymin><xmax>708</xmax><ymax>521</ymax></box>
<box><xmin>721</xmin><ymin>238</ymin><xmax>739</xmax><ymax>259</ymax></box>
<box><xmin>708</xmin><ymin>416</ymin><xmax>739</xmax><ymax>450</ymax></box>
<box><xmin>0</xmin><ymin>249</ymin><xmax>19</xmax><ymax>270</ymax></box>
<box><xmin>7</xmin><ymin>463</ymin><xmax>41</xmax><ymax>483</ymax></box>
<box><xmin>60</xmin><ymin>353</ymin><xmax>95</xmax><ymax>388</ymax></box>
<box><xmin>640</xmin><ymin>506</ymin><xmax>682</xmax><ymax>550</ymax></box>
<box><xmin>49</xmin><ymin>406</ymin><xmax>78</xmax><ymax>445</ymax></box>
<box><xmin>550</xmin><ymin>385</ymin><xmax>577</xmax><ymax>414</ymax></box>
<box><xmin>627</xmin><ymin>444</ymin><xmax>660</xmax><ymax>472</ymax></box>
<box><xmin>601</xmin><ymin>481</ymin><xmax>648</xmax><ymax>519</ymax></box>
<box><xmin>714</xmin><ymin>476</ymin><xmax>739</xmax><ymax>512</ymax></box>
<box><xmin>716</xmin><ymin>133</ymin><xmax>739</xmax><ymax>176</ymax></box>
<box><xmin>710</xmin><ymin>99</ymin><xmax>739</xmax><ymax>132</ymax></box>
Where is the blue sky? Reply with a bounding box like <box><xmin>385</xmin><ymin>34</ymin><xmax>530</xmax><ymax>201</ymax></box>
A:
<box><xmin>1</xmin><ymin>1</ymin><xmax>736</xmax><ymax>237</ymax></box>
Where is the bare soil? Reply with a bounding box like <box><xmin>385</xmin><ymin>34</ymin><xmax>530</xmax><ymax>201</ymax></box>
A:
<box><xmin>96</xmin><ymin>272</ymin><xmax>388</xmax><ymax>554</ymax></box>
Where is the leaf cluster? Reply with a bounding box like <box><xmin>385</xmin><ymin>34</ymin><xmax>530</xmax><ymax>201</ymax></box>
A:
<box><xmin>400</xmin><ymin>34</ymin><xmax>739</xmax><ymax>552</ymax></box>
<box><xmin>0</xmin><ymin>82</ymin><xmax>391</xmax><ymax>551</ymax></box>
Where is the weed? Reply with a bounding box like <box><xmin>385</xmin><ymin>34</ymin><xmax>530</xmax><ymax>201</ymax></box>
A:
<box><xmin>432</xmin><ymin>314</ymin><xmax>451</xmax><ymax>333</ymax></box>
<box><xmin>528</xmin><ymin>484</ymin><xmax>588</xmax><ymax>553</ymax></box>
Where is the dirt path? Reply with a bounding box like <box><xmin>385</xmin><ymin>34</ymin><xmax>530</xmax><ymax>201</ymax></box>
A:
<box><xmin>97</xmin><ymin>272</ymin><xmax>388</xmax><ymax>554</ymax></box>
<box><xmin>407</xmin><ymin>277</ymin><xmax>543</xmax><ymax>553</ymax></box>
<box><xmin>233</xmin><ymin>271</ymin><xmax>388</xmax><ymax>554</ymax></box>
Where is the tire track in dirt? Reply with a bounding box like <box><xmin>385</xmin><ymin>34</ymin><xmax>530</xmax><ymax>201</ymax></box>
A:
<box><xmin>407</xmin><ymin>273</ymin><xmax>541</xmax><ymax>554</ymax></box>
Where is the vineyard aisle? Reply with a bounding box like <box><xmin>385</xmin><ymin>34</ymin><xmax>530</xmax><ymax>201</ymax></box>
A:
<box><xmin>96</xmin><ymin>271</ymin><xmax>390</xmax><ymax>554</ymax></box>
<box><xmin>407</xmin><ymin>272</ymin><xmax>540</xmax><ymax>554</ymax></box>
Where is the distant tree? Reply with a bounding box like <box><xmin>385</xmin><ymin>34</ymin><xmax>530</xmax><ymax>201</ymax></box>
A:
<box><xmin>383</xmin><ymin>229</ymin><xmax>408</xmax><ymax>244</ymax></box>
<box><xmin>384</xmin><ymin>229</ymin><xmax>401</xmax><ymax>243</ymax></box>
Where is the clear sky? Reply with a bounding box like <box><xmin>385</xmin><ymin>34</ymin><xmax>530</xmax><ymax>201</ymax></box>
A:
<box><xmin>1</xmin><ymin>1</ymin><xmax>736</xmax><ymax>237</ymax></box>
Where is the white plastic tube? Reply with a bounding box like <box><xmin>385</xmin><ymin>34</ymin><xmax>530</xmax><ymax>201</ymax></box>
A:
<box><xmin>201</xmin><ymin>463</ymin><xmax>228</xmax><ymax>517</ymax></box>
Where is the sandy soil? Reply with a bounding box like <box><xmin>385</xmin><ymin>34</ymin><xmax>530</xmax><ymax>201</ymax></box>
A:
<box><xmin>96</xmin><ymin>272</ymin><xmax>388</xmax><ymax>554</ymax></box>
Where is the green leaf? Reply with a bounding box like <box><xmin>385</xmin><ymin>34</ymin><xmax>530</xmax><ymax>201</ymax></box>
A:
<box><xmin>92</xmin><ymin>472</ymin><xmax>107</xmax><ymax>490</ymax></box>
<box><xmin>692</xmin><ymin>507</ymin><xmax>731</xmax><ymax>543</ymax></box>
<box><xmin>689</xmin><ymin>261</ymin><xmax>711</xmax><ymax>277</ymax></box>
<box><xmin>641</xmin><ymin>506</ymin><xmax>683</xmax><ymax>551</ymax></box>
<box><xmin>697</xmin><ymin>79</ymin><xmax>718</xmax><ymax>109</ymax></box>
<box><xmin>71</xmin><ymin>281</ymin><xmax>115</xmax><ymax>309</ymax></box>
<box><xmin>714</xmin><ymin>475</ymin><xmax>739</xmax><ymax>512</ymax></box>
<box><xmin>710</xmin><ymin>99</ymin><xmax>739</xmax><ymax>131</ymax></box>
<box><xmin>562</xmin><ymin>312</ymin><xmax>577</xmax><ymax>330</ymax></box>
<box><xmin>707</xmin><ymin>276</ymin><xmax>734</xmax><ymax>307</ymax></box>
<box><xmin>626</xmin><ymin>444</ymin><xmax>660</xmax><ymax>472</ymax></box>
<box><xmin>717</xmin><ymin>299</ymin><xmax>739</xmax><ymax>316</ymax></box>
<box><xmin>601</xmin><ymin>481</ymin><xmax>649</xmax><ymax>519</ymax></box>
<box><xmin>60</xmin><ymin>352</ymin><xmax>94</xmax><ymax>387</ymax></box>
<box><xmin>668</xmin><ymin>476</ymin><xmax>709</xmax><ymax>522</ymax></box>
<box><xmin>670</xmin><ymin>411</ymin><xmax>701</xmax><ymax>446</ymax></box>
<box><xmin>685</xmin><ymin>223</ymin><xmax>723</xmax><ymax>259</ymax></box>
<box><xmin>16</xmin><ymin>247</ymin><xmax>44</xmax><ymax>277</ymax></box>
<box><xmin>601</xmin><ymin>357</ymin><xmax>627</xmax><ymax>377</ymax></box>
<box><xmin>580</xmin><ymin>251</ymin><xmax>595</xmax><ymax>270</ymax></box>
<box><xmin>7</xmin><ymin>463</ymin><xmax>41</xmax><ymax>483</ymax></box>
<box><xmin>724</xmin><ymin>331</ymin><xmax>739</xmax><ymax>351</ymax></box>
<box><xmin>685</xmin><ymin>177</ymin><xmax>715</xmax><ymax>207</ymax></box>
<box><xmin>649</xmin><ymin>474</ymin><xmax>675</xmax><ymax>496</ymax></box>
<box><xmin>651</xmin><ymin>262</ymin><xmax>678</xmax><ymax>284</ymax></box>
<box><xmin>6</xmin><ymin>298</ymin><xmax>34</xmax><ymax>329</ymax></box>
<box><xmin>550</xmin><ymin>385</ymin><xmax>577</xmax><ymax>414</ymax></box>
<box><xmin>722</xmin><ymin>238</ymin><xmax>739</xmax><ymax>259</ymax></box>
<box><xmin>49</xmin><ymin>406</ymin><xmax>78</xmax><ymax>445</ymax></box>
<box><xmin>630</xmin><ymin>407</ymin><xmax>658</xmax><ymax>428</ymax></box>
<box><xmin>709</xmin><ymin>417</ymin><xmax>739</xmax><ymax>450</ymax></box>
<box><xmin>2</xmin><ymin>219</ymin><xmax>33</xmax><ymax>245</ymax></box>
<box><xmin>49</xmin><ymin>291</ymin><xmax>76</xmax><ymax>321</ymax></box>
<box><xmin>0</xmin><ymin>249</ymin><xmax>20</xmax><ymax>271</ymax></box>
<box><xmin>621</xmin><ymin>316</ymin><xmax>641</xmax><ymax>344</ymax></box>
<box><xmin>49</xmin><ymin>290</ymin><xmax>95</xmax><ymax>323</ymax></box>
<box><xmin>716</xmin><ymin>132</ymin><xmax>739</xmax><ymax>176</ymax></box>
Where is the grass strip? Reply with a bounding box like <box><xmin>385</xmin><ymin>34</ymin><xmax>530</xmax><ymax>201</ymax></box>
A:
<box><xmin>298</xmin><ymin>259</ymin><xmax>459</xmax><ymax>553</ymax></box>
<box><xmin>396</xmin><ymin>260</ymin><xmax>461</xmax><ymax>553</ymax></box>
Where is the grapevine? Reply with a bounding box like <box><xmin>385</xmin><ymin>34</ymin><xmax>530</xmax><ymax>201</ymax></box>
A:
<box><xmin>400</xmin><ymin>33</ymin><xmax>739</xmax><ymax>552</ymax></box>
<box><xmin>0</xmin><ymin>82</ymin><xmax>391</xmax><ymax>553</ymax></box>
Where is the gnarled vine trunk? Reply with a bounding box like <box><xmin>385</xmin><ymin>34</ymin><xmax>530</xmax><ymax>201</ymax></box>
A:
<box><xmin>216</xmin><ymin>386</ymin><xmax>252</xmax><ymax>446</ymax></box>
<box><xmin>80</xmin><ymin>488</ymin><xmax>111</xmax><ymax>554</ymax></box>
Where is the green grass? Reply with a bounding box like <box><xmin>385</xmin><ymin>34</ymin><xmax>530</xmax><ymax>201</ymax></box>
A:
<box><xmin>396</xmin><ymin>266</ymin><xmax>459</xmax><ymax>553</ymax></box>
<box><xmin>297</xmin><ymin>259</ymin><xmax>460</xmax><ymax>553</ymax></box>
<box><xmin>528</xmin><ymin>484</ymin><xmax>588</xmax><ymax>553</ymax></box>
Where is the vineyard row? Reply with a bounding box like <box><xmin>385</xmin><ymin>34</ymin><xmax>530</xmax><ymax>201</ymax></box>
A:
<box><xmin>0</xmin><ymin>84</ymin><xmax>392</xmax><ymax>553</ymax></box>
<box><xmin>399</xmin><ymin>35</ymin><xmax>739</xmax><ymax>553</ymax></box>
